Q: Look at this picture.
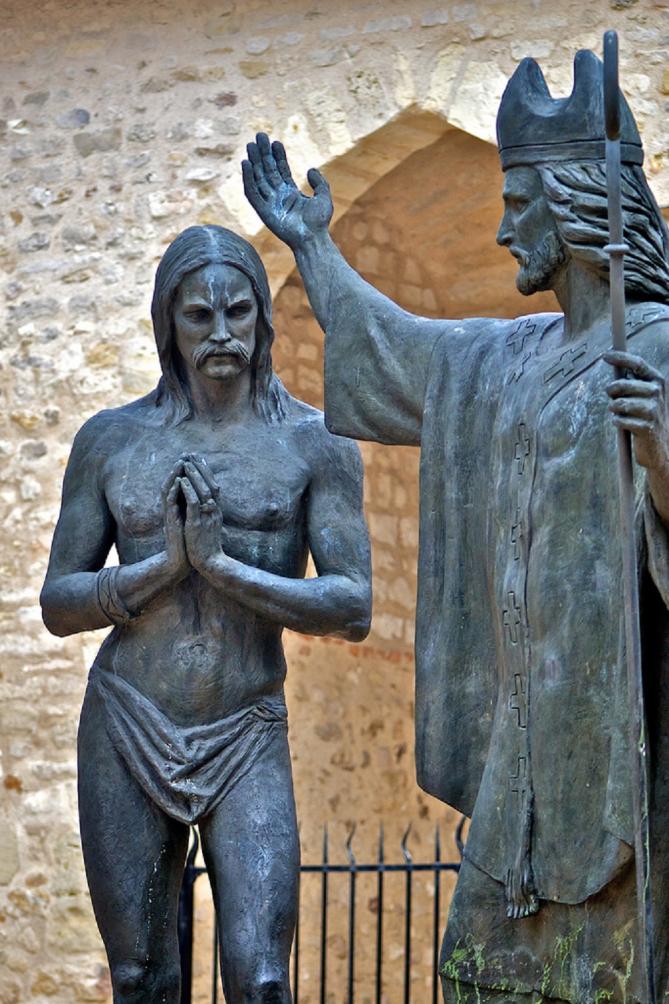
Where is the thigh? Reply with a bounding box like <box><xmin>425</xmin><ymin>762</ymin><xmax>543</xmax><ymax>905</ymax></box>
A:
<box><xmin>78</xmin><ymin>682</ymin><xmax>190</xmax><ymax>967</ymax></box>
<box><xmin>198</xmin><ymin>725</ymin><xmax>299</xmax><ymax>997</ymax></box>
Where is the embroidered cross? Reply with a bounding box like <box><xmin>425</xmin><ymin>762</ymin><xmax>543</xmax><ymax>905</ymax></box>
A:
<box><xmin>506</xmin><ymin>320</ymin><xmax>536</xmax><ymax>356</ymax></box>
<box><xmin>502</xmin><ymin>591</ymin><xmax>522</xmax><ymax>645</ymax></box>
<box><xmin>514</xmin><ymin>423</ymin><xmax>530</xmax><ymax>476</ymax></box>
<box><xmin>626</xmin><ymin>309</ymin><xmax>662</xmax><ymax>332</ymax></box>
<box><xmin>509</xmin><ymin>755</ymin><xmax>528</xmax><ymax>799</ymax></box>
<box><xmin>508</xmin><ymin>351</ymin><xmax>531</xmax><ymax>384</ymax></box>
<box><xmin>543</xmin><ymin>342</ymin><xmax>587</xmax><ymax>384</ymax></box>
<box><xmin>509</xmin><ymin>674</ymin><xmax>527</xmax><ymax>729</ymax></box>
<box><xmin>511</xmin><ymin>498</ymin><xmax>523</xmax><ymax>560</ymax></box>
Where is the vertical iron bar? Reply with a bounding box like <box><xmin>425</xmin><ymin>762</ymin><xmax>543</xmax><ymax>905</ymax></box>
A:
<box><xmin>320</xmin><ymin>824</ymin><xmax>328</xmax><ymax>1004</ymax></box>
<box><xmin>375</xmin><ymin>825</ymin><xmax>384</xmax><ymax>1004</ymax></box>
<box><xmin>346</xmin><ymin>826</ymin><xmax>357</xmax><ymax>1004</ymax></box>
<box><xmin>293</xmin><ymin>873</ymin><xmax>300</xmax><ymax>1004</ymax></box>
<box><xmin>211</xmin><ymin>915</ymin><xmax>218</xmax><ymax>1004</ymax></box>
<box><xmin>432</xmin><ymin>825</ymin><xmax>441</xmax><ymax>1004</ymax></box>
<box><xmin>178</xmin><ymin>829</ymin><xmax>199</xmax><ymax>1004</ymax></box>
<box><xmin>402</xmin><ymin>825</ymin><xmax>413</xmax><ymax>1004</ymax></box>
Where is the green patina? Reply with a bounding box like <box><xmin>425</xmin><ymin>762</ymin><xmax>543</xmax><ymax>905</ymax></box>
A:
<box><xmin>441</xmin><ymin>938</ymin><xmax>479</xmax><ymax>1002</ymax></box>
<box><xmin>537</xmin><ymin>927</ymin><xmax>583</xmax><ymax>999</ymax></box>
<box><xmin>607</xmin><ymin>925</ymin><xmax>635</xmax><ymax>1004</ymax></box>
<box><xmin>441</xmin><ymin>926</ymin><xmax>640</xmax><ymax>1003</ymax></box>
<box><xmin>441</xmin><ymin>937</ymin><xmax>522</xmax><ymax>1001</ymax></box>
<box><xmin>615</xmin><ymin>939</ymin><xmax>634</xmax><ymax>1004</ymax></box>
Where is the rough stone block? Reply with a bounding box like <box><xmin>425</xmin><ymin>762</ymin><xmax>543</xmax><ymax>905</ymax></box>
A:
<box><xmin>73</xmin><ymin>128</ymin><xmax>122</xmax><ymax>158</ymax></box>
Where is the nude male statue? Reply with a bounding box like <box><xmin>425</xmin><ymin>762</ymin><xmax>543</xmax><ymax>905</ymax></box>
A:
<box><xmin>40</xmin><ymin>225</ymin><xmax>371</xmax><ymax>1004</ymax></box>
<box><xmin>243</xmin><ymin>50</ymin><xmax>669</xmax><ymax>1003</ymax></box>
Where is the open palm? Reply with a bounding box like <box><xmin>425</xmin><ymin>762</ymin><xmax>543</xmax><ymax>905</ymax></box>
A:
<box><xmin>242</xmin><ymin>133</ymin><xmax>334</xmax><ymax>249</ymax></box>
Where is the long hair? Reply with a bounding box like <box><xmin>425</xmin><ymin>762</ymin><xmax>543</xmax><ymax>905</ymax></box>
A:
<box><xmin>535</xmin><ymin>162</ymin><xmax>669</xmax><ymax>304</ymax></box>
<box><xmin>151</xmin><ymin>225</ymin><xmax>286</xmax><ymax>424</ymax></box>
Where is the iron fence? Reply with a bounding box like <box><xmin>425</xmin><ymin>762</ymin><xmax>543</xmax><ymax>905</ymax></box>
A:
<box><xmin>178</xmin><ymin>818</ymin><xmax>464</xmax><ymax>1004</ymax></box>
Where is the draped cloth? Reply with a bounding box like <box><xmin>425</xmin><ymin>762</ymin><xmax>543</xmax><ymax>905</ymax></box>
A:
<box><xmin>90</xmin><ymin>666</ymin><xmax>288</xmax><ymax>826</ymax></box>
<box><xmin>322</xmin><ymin>267</ymin><xmax>669</xmax><ymax>998</ymax></box>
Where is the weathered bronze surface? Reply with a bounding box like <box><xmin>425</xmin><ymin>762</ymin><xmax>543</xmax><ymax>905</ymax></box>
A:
<box><xmin>244</xmin><ymin>47</ymin><xmax>669</xmax><ymax>1003</ymax></box>
<box><xmin>40</xmin><ymin>226</ymin><xmax>371</xmax><ymax>1003</ymax></box>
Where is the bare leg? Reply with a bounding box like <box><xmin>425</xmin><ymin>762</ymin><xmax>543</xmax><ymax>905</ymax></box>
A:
<box><xmin>78</xmin><ymin>683</ymin><xmax>190</xmax><ymax>1004</ymax></box>
<box><xmin>199</xmin><ymin>725</ymin><xmax>299</xmax><ymax>1004</ymax></box>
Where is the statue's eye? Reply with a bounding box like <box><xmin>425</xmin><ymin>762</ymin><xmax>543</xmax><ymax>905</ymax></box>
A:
<box><xmin>186</xmin><ymin>308</ymin><xmax>211</xmax><ymax>322</ymax></box>
<box><xmin>227</xmin><ymin>302</ymin><xmax>252</xmax><ymax>319</ymax></box>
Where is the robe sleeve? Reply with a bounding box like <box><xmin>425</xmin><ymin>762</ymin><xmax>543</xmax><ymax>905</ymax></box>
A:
<box><xmin>322</xmin><ymin>265</ymin><xmax>452</xmax><ymax>447</ymax></box>
<box><xmin>643</xmin><ymin>490</ymin><xmax>669</xmax><ymax>608</ymax></box>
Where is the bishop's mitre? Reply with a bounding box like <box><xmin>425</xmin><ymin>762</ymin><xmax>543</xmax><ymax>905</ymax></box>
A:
<box><xmin>497</xmin><ymin>48</ymin><xmax>643</xmax><ymax>171</ymax></box>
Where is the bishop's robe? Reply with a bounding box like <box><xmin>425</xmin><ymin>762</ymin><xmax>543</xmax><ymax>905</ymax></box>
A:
<box><xmin>321</xmin><ymin>264</ymin><xmax>669</xmax><ymax>1001</ymax></box>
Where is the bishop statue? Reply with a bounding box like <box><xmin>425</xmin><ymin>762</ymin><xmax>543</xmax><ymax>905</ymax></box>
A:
<box><xmin>244</xmin><ymin>48</ymin><xmax>669</xmax><ymax>1003</ymax></box>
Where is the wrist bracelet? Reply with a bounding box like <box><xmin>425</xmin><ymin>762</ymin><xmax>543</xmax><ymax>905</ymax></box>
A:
<box><xmin>96</xmin><ymin>567</ymin><xmax>134</xmax><ymax>626</ymax></box>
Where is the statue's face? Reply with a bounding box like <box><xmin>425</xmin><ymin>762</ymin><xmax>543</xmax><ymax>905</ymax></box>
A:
<box><xmin>497</xmin><ymin>165</ymin><xmax>567</xmax><ymax>295</ymax></box>
<box><xmin>173</xmin><ymin>263</ymin><xmax>258</xmax><ymax>381</ymax></box>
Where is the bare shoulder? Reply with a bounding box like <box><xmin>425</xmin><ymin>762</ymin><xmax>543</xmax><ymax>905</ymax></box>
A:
<box><xmin>281</xmin><ymin>394</ymin><xmax>363</xmax><ymax>479</ymax></box>
<box><xmin>69</xmin><ymin>393</ymin><xmax>158</xmax><ymax>468</ymax></box>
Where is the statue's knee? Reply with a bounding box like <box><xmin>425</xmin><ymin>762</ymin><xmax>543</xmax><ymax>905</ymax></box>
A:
<box><xmin>241</xmin><ymin>970</ymin><xmax>288</xmax><ymax>1003</ymax></box>
<box><xmin>111</xmin><ymin>959</ymin><xmax>150</xmax><ymax>999</ymax></box>
<box><xmin>111</xmin><ymin>958</ymin><xmax>180</xmax><ymax>1002</ymax></box>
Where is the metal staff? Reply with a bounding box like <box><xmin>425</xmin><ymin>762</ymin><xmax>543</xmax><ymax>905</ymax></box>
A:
<box><xmin>603</xmin><ymin>29</ymin><xmax>656</xmax><ymax>1003</ymax></box>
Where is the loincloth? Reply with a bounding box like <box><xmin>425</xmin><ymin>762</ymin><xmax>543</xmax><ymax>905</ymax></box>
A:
<box><xmin>89</xmin><ymin>666</ymin><xmax>288</xmax><ymax>826</ymax></box>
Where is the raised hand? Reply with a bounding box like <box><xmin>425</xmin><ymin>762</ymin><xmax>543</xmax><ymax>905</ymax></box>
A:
<box><xmin>242</xmin><ymin>132</ymin><xmax>333</xmax><ymax>250</ymax></box>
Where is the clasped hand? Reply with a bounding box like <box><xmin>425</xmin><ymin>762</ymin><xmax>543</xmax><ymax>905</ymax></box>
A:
<box><xmin>605</xmin><ymin>350</ymin><xmax>669</xmax><ymax>474</ymax></box>
<box><xmin>161</xmin><ymin>454</ymin><xmax>226</xmax><ymax>579</ymax></box>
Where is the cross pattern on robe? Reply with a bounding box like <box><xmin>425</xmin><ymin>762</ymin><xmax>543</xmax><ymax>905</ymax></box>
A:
<box><xmin>506</xmin><ymin>320</ymin><xmax>536</xmax><ymax>356</ymax></box>
<box><xmin>509</xmin><ymin>673</ymin><xmax>527</xmax><ymax>729</ymax></box>
<box><xmin>502</xmin><ymin>591</ymin><xmax>522</xmax><ymax>645</ymax></box>
<box><xmin>543</xmin><ymin>342</ymin><xmax>587</xmax><ymax>384</ymax></box>
<box><xmin>508</xmin><ymin>351</ymin><xmax>531</xmax><ymax>384</ymax></box>
<box><xmin>511</xmin><ymin>503</ymin><xmax>523</xmax><ymax>560</ymax></box>
<box><xmin>509</xmin><ymin>755</ymin><xmax>528</xmax><ymax>800</ymax></box>
<box><xmin>514</xmin><ymin>423</ymin><xmax>530</xmax><ymax>476</ymax></box>
<box><xmin>627</xmin><ymin>309</ymin><xmax>661</xmax><ymax>333</ymax></box>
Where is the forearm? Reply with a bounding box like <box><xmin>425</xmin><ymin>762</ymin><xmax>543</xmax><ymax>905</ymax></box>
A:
<box><xmin>293</xmin><ymin>231</ymin><xmax>362</xmax><ymax>333</ymax></box>
<box><xmin>201</xmin><ymin>554</ymin><xmax>370</xmax><ymax>641</ymax></box>
<box><xmin>41</xmin><ymin>550</ymin><xmax>185</xmax><ymax>637</ymax></box>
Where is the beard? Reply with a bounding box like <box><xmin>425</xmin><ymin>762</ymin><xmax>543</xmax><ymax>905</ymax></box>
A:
<box><xmin>192</xmin><ymin>339</ymin><xmax>251</xmax><ymax>370</ymax></box>
<box><xmin>515</xmin><ymin>231</ymin><xmax>567</xmax><ymax>296</ymax></box>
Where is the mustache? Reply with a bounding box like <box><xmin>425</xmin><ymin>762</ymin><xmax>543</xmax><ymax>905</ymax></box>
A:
<box><xmin>192</xmin><ymin>339</ymin><xmax>252</xmax><ymax>370</ymax></box>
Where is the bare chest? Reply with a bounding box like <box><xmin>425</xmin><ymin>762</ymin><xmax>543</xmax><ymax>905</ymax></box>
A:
<box><xmin>103</xmin><ymin>426</ymin><xmax>310</xmax><ymax>542</ymax></box>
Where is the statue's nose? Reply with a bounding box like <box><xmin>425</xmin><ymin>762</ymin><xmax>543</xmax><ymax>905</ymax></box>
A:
<box><xmin>209</xmin><ymin>315</ymin><xmax>230</xmax><ymax>343</ymax></box>
<box><xmin>496</xmin><ymin>219</ymin><xmax>513</xmax><ymax>247</ymax></box>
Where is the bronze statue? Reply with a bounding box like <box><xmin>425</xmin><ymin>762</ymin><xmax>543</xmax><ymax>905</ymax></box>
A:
<box><xmin>243</xmin><ymin>48</ymin><xmax>669</xmax><ymax>1003</ymax></box>
<box><xmin>40</xmin><ymin>226</ymin><xmax>371</xmax><ymax>1004</ymax></box>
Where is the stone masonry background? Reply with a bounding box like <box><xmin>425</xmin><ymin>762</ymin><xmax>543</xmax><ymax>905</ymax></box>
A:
<box><xmin>1</xmin><ymin>0</ymin><xmax>669</xmax><ymax>1000</ymax></box>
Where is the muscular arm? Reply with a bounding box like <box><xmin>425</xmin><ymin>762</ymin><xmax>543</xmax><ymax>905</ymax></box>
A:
<box><xmin>182</xmin><ymin>437</ymin><xmax>371</xmax><ymax>641</ymax></box>
<box><xmin>41</xmin><ymin>417</ymin><xmax>188</xmax><ymax>637</ymax></box>
<box><xmin>243</xmin><ymin>135</ymin><xmax>454</xmax><ymax>446</ymax></box>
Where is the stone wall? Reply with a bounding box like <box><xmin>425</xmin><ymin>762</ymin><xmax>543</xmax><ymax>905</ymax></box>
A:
<box><xmin>1</xmin><ymin>0</ymin><xmax>669</xmax><ymax>1000</ymax></box>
